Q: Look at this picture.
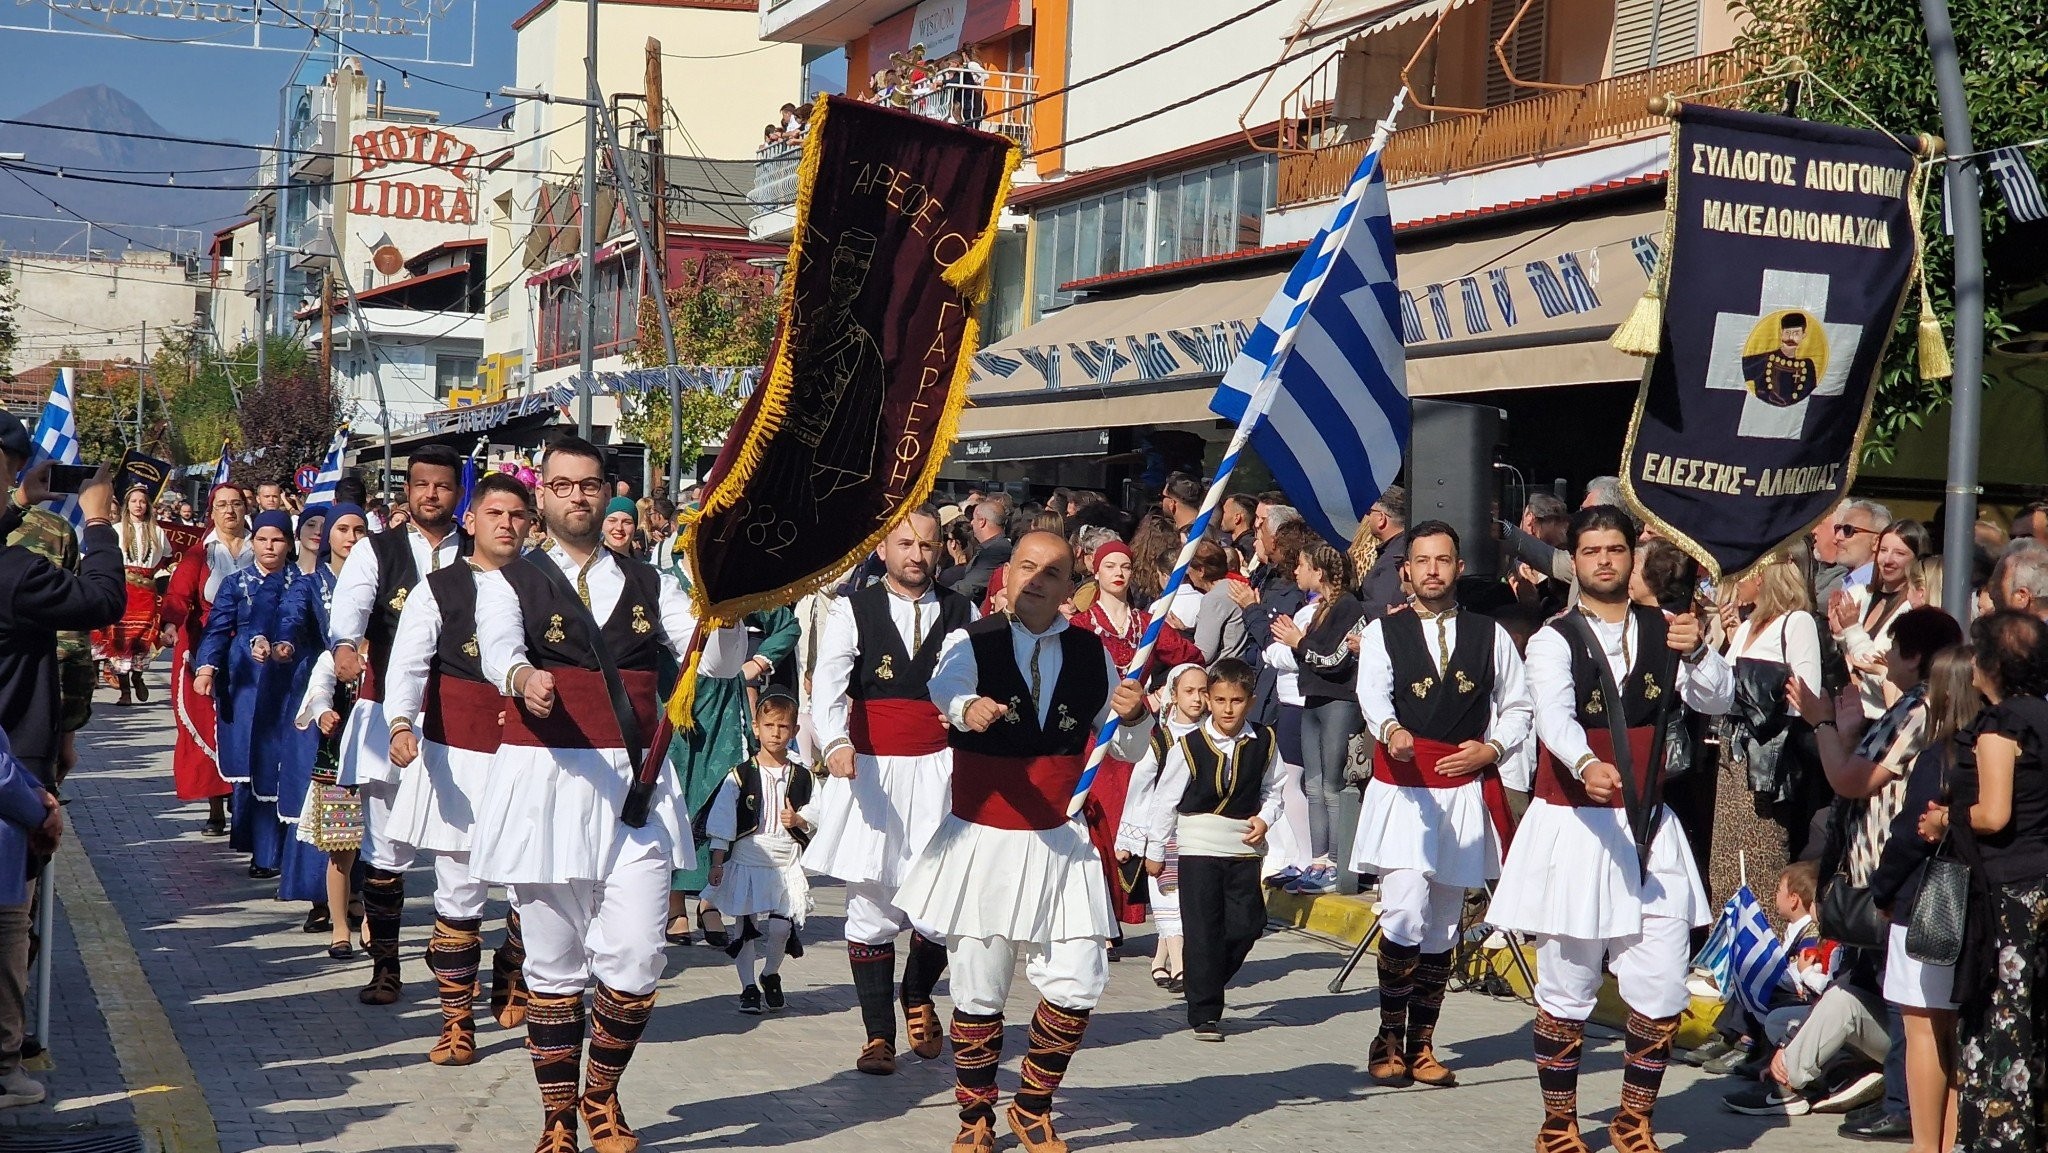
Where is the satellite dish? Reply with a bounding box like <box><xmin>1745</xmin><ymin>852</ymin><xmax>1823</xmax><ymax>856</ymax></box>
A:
<box><xmin>373</xmin><ymin>245</ymin><xmax>405</xmax><ymax>276</ymax></box>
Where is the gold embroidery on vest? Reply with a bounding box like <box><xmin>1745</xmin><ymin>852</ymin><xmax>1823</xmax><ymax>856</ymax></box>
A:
<box><xmin>1004</xmin><ymin>695</ymin><xmax>1024</xmax><ymax>724</ymax></box>
<box><xmin>876</xmin><ymin>654</ymin><xmax>896</xmax><ymax>681</ymax></box>
<box><xmin>1586</xmin><ymin>689</ymin><xmax>1605</xmax><ymax>715</ymax></box>
<box><xmin>1411</xmin><ymin>676</ymin><xmax>1435</xmax><ymax>699</ymax></box>
<box><xmin>545</xmin><ymin>614</ymin><xmax>566</xmax><ymax>644</ymax></box>
<box><xmin>631</xmin><ymin>604</ymin><xmax>653</xmax><ymax>634</ymax></box>
<box><xmin>1455</xmin><ymin>670</ymin><xmax>1477</xmax><ymax>695</ymax></box>
<box><xmin>1056</xmin><ymin>703</ymin><xmax>1078</xmax><ymax>732</ymax></box>
<box><xmin>388</xmin><ymin>585</ymin><xmax>409</xmax><ymax>613</ymax></box>
<box><xmin>463</xmin><ymin>635</ymin><xmax>480</xmax><ymax>658</ymax></box>
<box><xmin>1642</xmin><ymin>674</ymin><xmax>1662</xmax><ymax>700</ymax></box>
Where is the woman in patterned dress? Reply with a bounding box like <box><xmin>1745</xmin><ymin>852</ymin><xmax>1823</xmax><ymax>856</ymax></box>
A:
<box><xmin>95</xmin><ymin>484</ymin><xmax>172</xmax><ymax>705</ymax></box>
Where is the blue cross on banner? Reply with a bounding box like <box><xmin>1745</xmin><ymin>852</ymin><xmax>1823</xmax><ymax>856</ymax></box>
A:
<box><xmin>1210</xmin><ymin>105</ymin><xmax>1410</xmax><ymax>546</ymax></box>
<box><xmin>30</xmin><ymin>368</ymin><xmax>84</xmax><ymax>531</ymax></box>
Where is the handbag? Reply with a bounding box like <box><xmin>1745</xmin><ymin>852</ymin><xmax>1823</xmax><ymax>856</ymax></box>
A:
<box><xmin>1816</xmin><ymin>876</ymin><xmax>1889</xmax><ymax>951</ymax></box>
<box><xmin>1905</xmin><ymin>852</ymin><xmax>1970</xmax><ymax>965</ymax></box>
<box><xmin>1343</xmin><ymin>729</ymin><xmax>1375</xmax><ymax>786</ymax></box>
<box><xmin>1117</xmin><ymin>854</ymin><xmax>1152</xmax><ymax>905</ymax></box>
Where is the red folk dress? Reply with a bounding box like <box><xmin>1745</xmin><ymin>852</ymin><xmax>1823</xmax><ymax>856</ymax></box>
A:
<box><xmin>92</xmin><ymin>521</ymin><xmax>172</xmax><ymax>673</ymax></box>
<box><xmin>159</xmin><ymin>534</ymin><xmax>248</xmax><ymax>802</ymax></box>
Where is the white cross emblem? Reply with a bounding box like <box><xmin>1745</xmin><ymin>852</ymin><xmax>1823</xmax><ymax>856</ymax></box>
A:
<box><xmin>1705</xmin><ymin>270</ymin><xmax>1864</xmax><ymax>440</ymax></box>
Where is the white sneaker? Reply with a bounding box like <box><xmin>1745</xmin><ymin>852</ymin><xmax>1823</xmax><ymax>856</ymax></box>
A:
<box><xmin>0</xmin><ymin>1069</ymin><xmax>45</xmax><ymax>1108</ymax></box>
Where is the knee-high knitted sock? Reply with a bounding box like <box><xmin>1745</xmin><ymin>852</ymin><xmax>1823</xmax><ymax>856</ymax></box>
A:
<box><xmin>492</xmin><ymin>907</ymin><xmax>529</xmax><ymax>1025</ymax></box>
<box><xmin>1014</xmin><ymin>1000</ymin><xmax>1090</xmax><ymax>1116</ymax></box>
<box><xmin>1614</xmin><ymin>1012</ymin><xmax>1680</xmax><ymax>1137</ymax></box>
<box><xmin>849</xmin><ymin>940</ymin><xmax>898</xmax><ymax>1044</ymax></box>
<box><xmin>900</xmin><ymin>932</ymin><xmax>949</xmax><ymax>1008</ymax></box>
<box><xmin>1535</xmin><ymin>1011</ymin><xmax>1586</xmax><ymax>1138</ymax></box>
<box><xmin>361</xmin><ymin>867</ymin><xmax>405</xmax><ymax>974</ymax></box>
<box><xmin>429</xmin><ymin>916</ymin><xmax>483</xmax><ymax>1020</ymax></box>
<box><xmin>585</xmin><ymin>984</ymin><xmax>658</xmax><ymax>1101</ymax></box>
<box><xmin>525</xmin><ymin>993</ymin><xmax>587</xmax><ymax>1124</ymax></box>
<box><xmin>951</xmin><ymin>1010</ymin><xmax>1004</xmax><ymax>1125</ymax></box>
<box><xmin>1405</xmin><ymin>949</ymin><xmax>1454</xmax><ymax>1059</ymax></box>
<box><xmin>1375</xmin><ymin>938</ymin><xmax>1421</xmax><ymax>1046</ymax></box>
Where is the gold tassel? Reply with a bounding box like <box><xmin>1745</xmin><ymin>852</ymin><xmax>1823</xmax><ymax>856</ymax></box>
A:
<box><xmin>1610</xmin><ymin>286</ymin><xmax>1665</xmax><ymax>358</ymax></box>
<box><xmin>667</xmin><ymin>646</ymin><xmax>705</xmax><ymax>734</ymax></box>
<box><xmin>1917</xmin><ymin>288</ymin><xmax>1953</xmax><ymax>380</ymax></box>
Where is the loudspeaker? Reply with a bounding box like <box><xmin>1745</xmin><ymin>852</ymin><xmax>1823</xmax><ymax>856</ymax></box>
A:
<box><xmin>1408</xmin><ymin>398</ymin><xmax>1507</xmax><ymax>579</ymax></box>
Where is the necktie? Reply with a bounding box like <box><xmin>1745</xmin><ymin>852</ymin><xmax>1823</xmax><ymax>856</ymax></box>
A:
<box><xmin>1027</xmin><ymin>634</ymin><xmax>1043</xmax><ymax>714</ymax></box>
<box><xmin>575</xmin><ymin>553</ymin><xmax>597</xmax><ymax>609</ymax></box>
<box><xmin>911</xmin><ymin>596</ymin><xmax>924</xmax><ymax>648</ymax></box>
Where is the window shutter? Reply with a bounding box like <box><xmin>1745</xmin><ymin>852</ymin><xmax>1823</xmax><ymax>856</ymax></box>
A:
<box><xmin>1612</xmin><ymin>0</ymin><xmax>1700</xmax><ymax>72</ymax></box>
<box><xmin>1484</xmin><ymin>0</ymin><xmax>1548</xmax><ymax>107</ymax></box>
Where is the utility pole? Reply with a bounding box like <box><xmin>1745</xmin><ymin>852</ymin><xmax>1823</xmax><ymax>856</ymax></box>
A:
<box><xmin>1921</xmin><ymin>0</ymin><xmax>1984</xmax><ymax>621</ymax></box>
<box><xmin>645</xmin><ymin>37</ymin><xmax>684</xmax><ymax>500</ymax></box>
<box><xmin>320</xmin><ymin>273</ymin><xmax>334</xmax><ymax>386</ymax></box>
<box><xmin>577</xmin><ymin>0</ymin><xmax>601</xmax><ymax>441</ymax></box>
<box><xmin>138</xmin><ymin>321</ymin><xmax>148</xmax><ymax>451</ymax></box>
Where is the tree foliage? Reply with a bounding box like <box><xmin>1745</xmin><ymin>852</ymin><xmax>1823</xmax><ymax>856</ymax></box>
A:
<box><xmin>1733</xmin><ymin>0</ymin><xmax>2045</xmax><ymax>461</ymax></box>
<box><xmin>0</xmin><ymin>258</ymin><xmax>17</xmax><ymax>380</ymax></box>
<box><xmin>138</xmin><ymin>329</ymin><xmax>340</xmax><ymax>481</ymax></box>
<box><xmin>616</xmin><ymin>255</ymin><xmax>779</xmax><ymax>479</ymax></box>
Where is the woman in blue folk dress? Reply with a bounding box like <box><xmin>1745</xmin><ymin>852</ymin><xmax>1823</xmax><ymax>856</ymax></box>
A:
<box><xmin>194</xmin><ymin>510</ymin><xmax>298</xmax><ymax>880</ymax></box>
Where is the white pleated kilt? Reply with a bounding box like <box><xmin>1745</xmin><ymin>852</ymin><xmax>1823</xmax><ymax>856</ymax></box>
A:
<box><xmin>801</xmin><ymin>750</ymin><xmax>951</xmax><ymax>887</ymax></box>
<box><xmin>707</xmin><ymin>835</ymin><xmax>812</xmax><ymax>925</ymax></box>
<box><xmin>384</xmin><ymin>739</ymin><xmax>489</xmax><ymax>854</ymax></box>
<box><xmin>1487</xmin><ymin>799</ymin><xmax>1710</xmax><ymax>941</ymax></box>
<box><xmin>336</xmin><ymin>699</ymin><xmax>398</xmax><ymax>788</ymax></box>
<box><xmin>1349</xmin><ymin>779</ymin><xmax>1502</xmax><ymax>889</ymax></box>
<box><xmin>469</xmin><ymin>744</ymin><xmax>696</xmax><ymax>886</ymax></box>
<box><xmin>893</xmin><ymin>814</ymin><xmax>1115</xmax><ymax>946</ymax></box>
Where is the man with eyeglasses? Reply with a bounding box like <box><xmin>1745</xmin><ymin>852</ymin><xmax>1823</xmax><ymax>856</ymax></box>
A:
<box><xmin>472</xmin><ymin>435</ymin><xmax>744</xmax><ymax>1153</ymax></box>
<box><xmin>328</xmin><ymin>444</ymin><xmax>469</xmax><ymax>1009</ymax></box>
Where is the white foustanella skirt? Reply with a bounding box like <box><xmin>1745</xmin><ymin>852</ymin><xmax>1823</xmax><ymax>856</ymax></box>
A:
<box><xmin>707</xmin><ymin>832</ymin><xmax>812</xmax><ymax>925</ymax></box>
<box><xmin>801</xmin><ymin>750</ymin><xmax>952</xmax><ymax>887</ymax></box>
<box><xmin>1487</xmin><ymin>799</ymin><xmax>1710</xmax><ymax>941</ymax></box>
<box><xmin>385</xmin><ymin>739</ymin><xmax>490</xmax><ymax>854</ymax></box>
<box><xmin>893</xmin><ymin>814</ymin><xmax>1115</xmax><ymax>946</ymax></box>
<box><xmin>469</xmin><ymin>744</ymin><xmax>696</xmax><ymax>886</ymax></box>
<box><xmin>1349</xmin><ymin>778</ymin><xmax>1502</xmax><ymax>889</ymax></box>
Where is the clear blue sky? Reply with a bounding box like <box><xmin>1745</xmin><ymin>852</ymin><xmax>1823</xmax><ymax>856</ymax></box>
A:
<box><xmin>0</xmin><ymin>6</ymin><xmax>519</xmax><ymax>145</ymax></box>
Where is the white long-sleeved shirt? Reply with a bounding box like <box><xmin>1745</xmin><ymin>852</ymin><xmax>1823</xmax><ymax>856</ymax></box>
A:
<box><xmin>812</xmin><ymin>584</ymin><xmax>980</xmax><ymax>756</ymax></box>
<box><xmin>1727</xmin><ymin>610</ymin><xmax>1825</xmax><ymax>698</ymax></box>
<box><xmin>928</xmin><ymin>614</ymin><xmax>1152</xmax><ymax>761</ymax></box>
<box><xmin>1138</xmin><ymin>718</ymin><xmax>1291</xmax><ymax>860</ymax></box>
<box><xmin>328</xmin><ymin>524</ymin><xmax>464</xmax><ymax>651</ymax></box>
<box><xmin>705</xmin><ymin>759</ymin><xmax>821</xmax><ymax>854</ymax></box>
<box><xmin>1260</xmin><ymin>603</ymin><xmax>1316</xmax><ymax>707</ymax></box>
<box><xmin>1116</xmin><ymin>714</ymin><xmax>1203</xmax><ymax>860</ymax></box>
<box><xmin>1355</xmin><ymin>608</ymin><xmax>1534</xmax><ymax>759</ymax></box>
<box><xmin>1526</xmin><ymin>608</ymin><xmax>1734</xmax><ymax>779</ymax></box>
<box><xmin>198</xmin><ymin>532</ymin><xmax>255</xmax><ymax>602</ymax></box>
<box><xmin>475</xmin><ymin>543</ymin><xmax>743</xmax><ymax>696</ymax></box>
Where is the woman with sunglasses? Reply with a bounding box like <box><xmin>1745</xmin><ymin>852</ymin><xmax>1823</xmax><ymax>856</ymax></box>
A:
<box><xmin>1831</xmin><ymin>520</ymin><xmax>1933</xmax><ymax>721</ymax></box>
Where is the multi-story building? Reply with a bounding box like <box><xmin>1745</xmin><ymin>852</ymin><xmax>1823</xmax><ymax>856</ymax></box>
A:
<box><xmin>4</xmin><ymin>248</ymin><xmax>209</xmax><ymax>381</ymax></box>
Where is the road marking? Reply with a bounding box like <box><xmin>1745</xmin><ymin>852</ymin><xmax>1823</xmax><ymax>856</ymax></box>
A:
<box><xmin>57</xmin><ymin>831</ymin><xmax>221</xmax><ymax>1153</ymax></box>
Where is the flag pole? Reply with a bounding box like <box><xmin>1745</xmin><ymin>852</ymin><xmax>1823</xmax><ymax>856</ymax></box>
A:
<box><xmin>1067</xmin><ymin>90</ymin><xmax>1408</xmax><ymax>816</ymax></box>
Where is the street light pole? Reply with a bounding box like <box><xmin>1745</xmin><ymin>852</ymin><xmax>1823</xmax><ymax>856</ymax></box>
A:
<box><xmin>579</xmin><ymin>0</ymin><xmax>601</xmax><ymax>442</ymax></box>
<box><xmin>1920</xmin><ymin>0</ymin><xmax>1984</xmax><ymax>621</ymax></box>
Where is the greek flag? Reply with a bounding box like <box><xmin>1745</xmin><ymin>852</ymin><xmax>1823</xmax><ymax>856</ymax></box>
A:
<box><xmin>455</xmin><ymin>443</ymin><xmax>481</xmax><ymax>522</ymax></box>
<box><xmin>1210</xmin><ymin>96</ymin><xmax>1409</xmax><ymax>546</ymax></box>
<box><xmin>211</xmin><ymin>438</ymin><xmax>232</xmax><ymax>489</ymax></box>
<box><xmin>29</xmin><ymin>368</ymin><xmax>84</xmax><ymax>530</ymax></box>
<box><xmin>1724</xmin><ymin>885</ymin><xmax>1792</xmax><ymax>1015</ymax></box>
<box><xmin>1987</xmin><ymin>146</ymin><xmax>2047</xmax><ymax>224</ymax></box>
<box><xmin>1694</xmin><ymin>893</ymin><xmax>1736</xmax><ymax>993</ymax></box>
<box><xmin>304</xmin><ymin>424</ymin><xmax>349</xmax><ymax>506</ymax></box>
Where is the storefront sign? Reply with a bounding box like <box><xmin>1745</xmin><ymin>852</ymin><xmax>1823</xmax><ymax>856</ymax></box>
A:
<box><xmin>350</xmin><ymin>126</ymin><xmax>480</xmax><ymax>225</ymax></box>
<box><xmin>911</xmin><ymin>0</ymin><xmax>967</xmax><ymax>55</ymax></box>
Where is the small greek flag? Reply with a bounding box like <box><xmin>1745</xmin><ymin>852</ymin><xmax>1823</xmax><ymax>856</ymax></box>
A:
<box><xmin>1210</xmin><ymin>94</ymin><xmax>1410</xmax><ymax>545</ymax></box>
<box><xmin>211</xmin><ymin>438</ymin><xmax>232</xmax><ymax>489</ymax></box>
<box><xmin>1987</xmin><ymin>146</ymin><xmax>2047</xmax><ymax>224</ymax></box>
<box><xmin>29</xmin><ymin>368</ymin><xmax>83</xmax><ymax>530</ymax></box>
<box><xmin>1724</xmin><ymin>885</ymin><xmax>1792</xmax><ymax>1015</ymax></box>
<box><xmin>304</xmin><ymin>424</ymin><xmax>349</xmax><ymax>506</ymax></box>
<box><xmin>1694</xmin><ymin>894</ymin><xmax>1736</xmax><ymax>993</ymax></box>
<box><xmin>455</xmin><ymin>443</ymin><xmax>481</xmax><ymax>522</ymax></box>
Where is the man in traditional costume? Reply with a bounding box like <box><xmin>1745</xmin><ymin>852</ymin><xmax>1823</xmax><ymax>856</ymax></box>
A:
<box><xmin>895</xmin><ymin>530</ymin><xmax>1153</xmax><ymax>1153</ymax></box>
<box><xmin>804</xmin><ymin>506</ymin><xmax>975</xmax><ymax>1075</ymax></box>
<box><xmin>1487</xmin><ymin>506</ymin><xmax>1733</xmax><ymax>1153</ymax></box>
<box><xmin>327</xmin><ymin>444</ymin><xmax>467</xmax><ymax>1005</ymax></box>
<box><xmin>384</xmin><ymin>473</ymin><xmax>536</xmax><ymax>1066</ymax></box>
<box><xmin>473</xmin><ymin>436</ymin><xmax>743</xmax><ymax>1153</ymax></box>
<box><xmin>1351</xmin><ymin>519</ymin><xmax>1532</xmax><ymax>1088</ymax></box>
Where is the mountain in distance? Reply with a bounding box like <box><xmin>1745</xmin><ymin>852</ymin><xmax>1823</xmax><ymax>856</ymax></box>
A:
<box><xmin>0</xmin><ymin>84</ymin><xmax>256</xmax><ymax>258</ymax></box>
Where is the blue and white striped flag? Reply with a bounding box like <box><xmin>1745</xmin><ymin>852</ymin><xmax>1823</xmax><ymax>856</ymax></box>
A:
<box><xmin>211</xmin><ymin>437</ymin><xmax>232</xmax><ymax>489</ymax></box>
<box><xmin>1694</xmin><ymin>892</ymin><xmax>1737</xmax><ymax>993</ymax></box>
<box><xmin>1724</xmin><ymin>885</ymin><xmax>1792</xmax><ymax>1015</ymax></box>
<box><xmin>1211</xmin><ymin>96</ymin><xmax>1410</xmax><ymax>546</ymax></box>
<box><xmin>29</xmin><ymin>368</ymin><xmax>84</xmax><ymax>530</ymax></box>
<box><xmin>304</xmin><ymin>423</ymin><xmax>349</xmax><ymax>506</ymax></box>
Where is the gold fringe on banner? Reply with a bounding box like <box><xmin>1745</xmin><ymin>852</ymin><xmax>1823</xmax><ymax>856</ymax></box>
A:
<box><xmin>1611</xmin><ymin>111</ymin><xmax>1683</xmax><ymax>357</ymax></box>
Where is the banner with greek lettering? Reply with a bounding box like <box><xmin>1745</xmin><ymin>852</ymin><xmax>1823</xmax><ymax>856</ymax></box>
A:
<box><xmin>685</xmin><ymin>95</ymin><xmax>1018</xmax><ymax>622</ymax></box>
<box><xmin>1619</xmin><ymin>105</ymin><xmax>1922</xmax><ymax>579</ymax></box>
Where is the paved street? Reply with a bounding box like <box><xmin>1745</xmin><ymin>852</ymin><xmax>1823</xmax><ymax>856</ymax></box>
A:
<box><xmin>3</xmin><ymin>686</ymin><xmax>1872</xmax><ymax>1152</ymax></box>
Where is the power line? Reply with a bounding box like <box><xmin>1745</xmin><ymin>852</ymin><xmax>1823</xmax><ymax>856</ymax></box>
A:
<box><xmin>1007</xmin><ymin>0</ymin><xmax>1297</xmax><ymax>115</ymax></box>
<box><xmin>1026</xmin><ymin>37</ymin><xmax>1330</xmax><ymax>159</ymax></box>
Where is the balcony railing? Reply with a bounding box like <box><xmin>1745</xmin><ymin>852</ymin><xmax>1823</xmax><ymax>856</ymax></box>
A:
<box><xmin>1276</xmin><ymin>48</ymin><xmax>1763</xmax><ymax>207</ymax></box>
<box><xmin>750</xmin><ymin>140</ymin><xmax>802</xmax><ymax>217</ymax></box>
<box><xmin>861</xmin><ymin>68</ymin><xmax>1036</xmax><ymax>144</ymax></box>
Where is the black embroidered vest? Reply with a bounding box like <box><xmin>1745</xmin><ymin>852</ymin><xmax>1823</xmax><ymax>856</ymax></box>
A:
<box><xmin>848</xmin><ymin>582</ymin><xmax>971</xmax><ymax>701</ymax></box>
<box><xmin>1384</xmin><ymin>609</ymin><xmax>1496</xmax><ymax>744</ymax></box>
<box><xmin>423</xmin><ymin>563</ymin><xmax>486</xmax><ymax>684</ymax></box>
<box><xmin>730</xmin><ymin>759</ymin><xmax>816</xmax><ymax>844</ymax></box>
<box><xmin>947</xmin><ymin>617</ymin><xmax>1107</xmax><ymax>759</ymax></box>
<box><xmin>361</xmin><ymin>527</ymin><xmax>469</xmax><ymax>682</ymax></box>
<box><xmin>499</xmin><ymin>552</ymin><xmax>666</xmax><ymax>673</ymax></box>
<box><xmin>1175</xmin><ymin>724</ymin><xmax>1276</xmax><ymax>820</ymax></box>
<box><xmin>1555</xmin><ymin>605</ymin><xmax>1678</xmax><ymax>728</ymax></box>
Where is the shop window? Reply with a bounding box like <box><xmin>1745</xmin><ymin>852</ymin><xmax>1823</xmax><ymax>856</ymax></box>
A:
<box><xmin>436</xmin><ymin>355</ymin><xmax>479</xmax><ymax>401</ymax></box>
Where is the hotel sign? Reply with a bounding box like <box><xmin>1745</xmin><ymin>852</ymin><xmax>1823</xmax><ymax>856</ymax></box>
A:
<box><xmin>350</xmin><ymin>126</ymin><xmax>480</xmax><ymax>224</ymax></box>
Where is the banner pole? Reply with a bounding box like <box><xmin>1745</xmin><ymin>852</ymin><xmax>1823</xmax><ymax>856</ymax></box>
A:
<box><xmin>1066</xmin><ymin>90</ymin><xmax>1407</xmax><ymax>816</ymax></box>
<box><xmin>1920</xmin><ymin>0</ymin><xmax>1984</xmax><ymax>620</ymax></box>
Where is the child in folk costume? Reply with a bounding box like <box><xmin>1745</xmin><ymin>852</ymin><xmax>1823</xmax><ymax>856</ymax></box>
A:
<box><xmin>160</xmin><ymin>484</ymin><xmax>252</xmax><ymax>836</ymax></box>
<box><xmin>1133</xmin><ymin>658</ymin><xmax>1293</xmax><ymax>1040</ymax></box>
<box><xmin>298</xmin><ymin>649</ymin><xmax>366</xmax><ymax>958</ymax></box>
<box><xmin>703</xmin><ymin>690</ymin><xmax>819</xmax><ymax>1014</ymax></box>
<box><xmin>1118</xmin><ymin>663</ymin><xmax>1209</xmax><ymax>991</ymax></box>
<box><xmin>96</xmin><ymin>483</ymin><xmax>171</xmax><ymax>706</ymax></box>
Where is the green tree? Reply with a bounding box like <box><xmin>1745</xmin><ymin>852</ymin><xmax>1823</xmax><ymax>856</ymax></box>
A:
<box><xmin>616</xmin><ymin>256</ymin><xmax>779</xmax><ymax>480</ymax></box>
<box><xmin>71</xmin><ymin>361</ymin><xmax>174</xmax><ymax>465</ymax></box>
<box><xmin>1734</xmin><ymin>0</ymin><xmax>2045</xmax><ymax>460</ymax></box>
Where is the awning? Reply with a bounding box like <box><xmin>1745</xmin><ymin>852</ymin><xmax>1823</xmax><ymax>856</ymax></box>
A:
<box><xmin>1292</xmin><ymin>0</ymin><xmax>1462</xmax><ymax>43</ymax></box>
<box><xmin>965</xmin><ymin>199</ymin><xmax>1666</xmax><ymax>430</ymax></box>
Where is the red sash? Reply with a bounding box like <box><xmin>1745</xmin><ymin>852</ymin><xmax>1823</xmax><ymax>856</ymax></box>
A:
<box><xmin>1373</xmin><ymin>736</ymin><xmax>1516</xmax><ymax>851</ymax></box>
<box><xmin>951</xmin><ymin>749</ymin><xmax>1087</xmax><ymax>831</ymax></box>
<box><xmin>1535</xmin><ymin>726</ymin><xmax>1656</xmax><ymax>809</ymax></box>
<box><xmin>849</xmin><ymin>699</ymin><xmax>948</xmax><ymax>757</ymax></box>
<box><xmin>424</xmin><ymin>674</ymin><xmax>505</xmax><ymax>754</ymax></box>
<box><xmin>501</xmin><ymin>666</ymin><xmax>659</xmax><ymax>751</ymax></box>
<box><xmin>358</xmin><ymin>661</ymin><xmax>382</xmax><ymax>704</ymax></box>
